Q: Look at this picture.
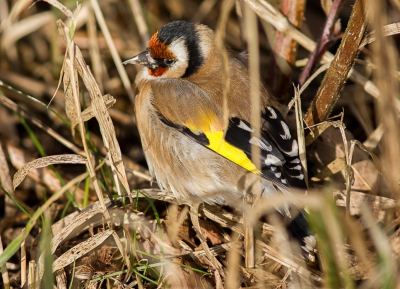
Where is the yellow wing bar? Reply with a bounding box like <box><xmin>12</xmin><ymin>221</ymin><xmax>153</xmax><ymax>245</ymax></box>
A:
<box><xmin>205</xmin><ymin>131</ymin><xmax>261</xmax><ymax>174</ymax></box>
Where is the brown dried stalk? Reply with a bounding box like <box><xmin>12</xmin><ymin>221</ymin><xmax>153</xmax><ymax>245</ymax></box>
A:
<box><xmin>367</xmin><ymin>0</ymin><xmax>400</xmax><ymax>199</ymax></box>
<box><xmin>304</xmin><ymin>0</ymin><xmax>367</xmax><ymax>127</ymax></box>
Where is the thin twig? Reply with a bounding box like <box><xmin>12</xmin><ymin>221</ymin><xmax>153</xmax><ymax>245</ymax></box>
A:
<box><xmin>299</xmin><ymin>0</ymin><xmax>345</xmax><ymax>85</ymax></box>
<box><xmin>90</xmin><ymin>0</ymin><xmax>136</xmax><ymax>108</ymax></box>
<box><xmin>0</xmin><ymin>236</ymin><xmax>10</xmax><ymax>289</ymax></box>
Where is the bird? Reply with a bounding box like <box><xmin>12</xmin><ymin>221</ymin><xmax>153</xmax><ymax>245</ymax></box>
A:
<box><xmin>123</xmin><ymin>20</ymin><xmax>316</xmax><ymax>265</ymax></box>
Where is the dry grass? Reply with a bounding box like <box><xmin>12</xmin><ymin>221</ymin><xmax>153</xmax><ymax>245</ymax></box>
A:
<box><xmin>0</xmin><ymin>0</ymin><xmax>400</xmax><ymax>288</ymax></box>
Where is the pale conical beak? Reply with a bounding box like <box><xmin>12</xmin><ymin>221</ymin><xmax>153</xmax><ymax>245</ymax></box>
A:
<box><xmin>123</xmin><ymin>49</ymin><xmax>158</xmax><ymax>71</ymax></box>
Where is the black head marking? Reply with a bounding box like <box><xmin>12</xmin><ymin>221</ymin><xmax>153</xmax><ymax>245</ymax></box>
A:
<box><xmin>158</xmin><ymin>21</ymin><xmax>204</xmax><ymax>78</ymax></box>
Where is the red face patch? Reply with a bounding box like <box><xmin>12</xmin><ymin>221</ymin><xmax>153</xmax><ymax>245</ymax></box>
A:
<box><xmin>148</xmin><ymin>32</ymin><xmax>176</xmax><ymax>60</ymax></box>
<box><xmin>148</xmin><ymin>67</ymin><xmax>168</xmax><ymax>77</ymax></box>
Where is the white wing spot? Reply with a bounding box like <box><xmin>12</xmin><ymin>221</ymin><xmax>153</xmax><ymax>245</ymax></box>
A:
<box><xmin>289</xmin><ymin>173</ymin><xmax>304</xmax><ymax>180</ymax></box>
<box><xmin>238</xmin><ymin>120</ymin><xmax>254</xmax><ymax>132</ymax></box>
<box><xmin>265</xmin><ymin>154</ymin><xmax>284</xmax><ymax>166</ymax></box>
<box><xmin>281</xmin><ymin>140</ymin><xmax>299</xmax><ymax>157</ymax></box>
<box><xmin>280</xmin><ymin>121</ymin><xmax>291</xmax><ymax>140</ymax></box>
<box><xmin>296</xmin><ymin>174</ymin><xmax>304</xmax><ymax>180</ymax></box>
<box><xmin>249</xmin><ymin>137</ymin><xmax>272</xmax><ymax>151</ymax></box>
<box><xmin>267</xmin><ymin>107</ymin><xmax>277</xmax><ymax>119</ymax></box>
<box><xmin>270</xmin><ymin>166</ymin><xmax>277</xmax><ymax>171</ymax></box>
<box><xmin>275</xmin><ymin>172</ymin><xmax>282</xmax><ymax>178</ymax></box>
<box><xmin>290</xmin><ymin>158</ymin><xmax>300</xmax><ymax>164</ymax></box>
<box><xmin>281</xmin><ymin>179</ymin><xmax>287</xmax><ymax>184</ymax></box>
<box><xmin>289</xmin><ymin>165</ymin><xmax>302</xmax><ymax>170</ymax></box>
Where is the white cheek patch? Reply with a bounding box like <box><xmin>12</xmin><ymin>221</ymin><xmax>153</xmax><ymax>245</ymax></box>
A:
<box><xmin>165</xmin><ymin>38</ymin><xmax>189</xmax><ymax>77</ymax></box>
<box><xmin>169</xmin><ymin>38</ymin><xmax>188</xmax><ymax>62</ymax></box>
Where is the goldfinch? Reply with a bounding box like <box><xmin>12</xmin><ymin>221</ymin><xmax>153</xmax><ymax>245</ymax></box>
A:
<box><xmin>124</xmin><ymin>21</ymin><xmax>315</xmax><ymax>258</ymax></box>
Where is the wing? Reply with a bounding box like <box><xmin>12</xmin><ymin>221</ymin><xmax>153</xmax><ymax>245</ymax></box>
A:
<box><xmin>260</xmin><ymin>107</ymin><xmax>306</xmax><ymax>189</ymax></box>
<box><xmin>160</xmin><ymin>108</ymin><xmax>306</xmax><ymax>188</ymax></box>
<box><xmin>151</xmin><ymin>79</ymin><xmax>305</xmax><ymax>190</ymax></box>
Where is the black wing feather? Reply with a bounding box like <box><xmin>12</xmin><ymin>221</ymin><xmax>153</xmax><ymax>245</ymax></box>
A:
<box><xmin>261</xmin><ymin>107</ymin><xmax>307</xmax><ymax>189</ymax></box>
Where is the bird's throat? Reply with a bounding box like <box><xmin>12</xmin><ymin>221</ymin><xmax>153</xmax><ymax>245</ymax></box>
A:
<box><xmin>148</xmin><ymin>67</ymin><xmax>168</xmax><ymax>77</ymax></box>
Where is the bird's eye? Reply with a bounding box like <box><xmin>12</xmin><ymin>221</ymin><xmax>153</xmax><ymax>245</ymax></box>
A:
<box><xmin>164</xmin><ymin>58</ymin><xmax>175</xmax><ymax>65</ymax></box>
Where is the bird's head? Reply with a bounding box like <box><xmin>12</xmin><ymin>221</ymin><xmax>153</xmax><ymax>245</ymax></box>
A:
<box><xmin>124</xmin><ymin>21</ymin><xmax>211</xmax><ymax>78</ymax></box>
